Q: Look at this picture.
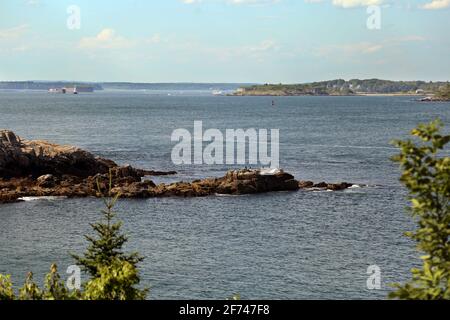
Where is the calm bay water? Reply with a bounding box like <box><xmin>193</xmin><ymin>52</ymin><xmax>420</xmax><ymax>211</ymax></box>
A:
<box><xmin>0</xmin><ymin>90</ymin><xmax>449</xmax><ymax>299</ymax></box>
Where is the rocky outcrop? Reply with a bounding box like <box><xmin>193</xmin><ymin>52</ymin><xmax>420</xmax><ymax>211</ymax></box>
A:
<box><xmin>0</xmin><ymin>131</ymin><xmax>358</xmax><ymax>204</ymax></box>
<box><xmin>147</xmin><ymin>169</ymin><xmax>300</xmax><ymax>197</ymax></box>
<box><xmin>0</xmin><ymin>130</ymin><xmax>177</xmax><ymax>179</ymax></box>
<box><xmin>0</xmin><ymin>192</ymin><xmax>20</xmax><ymax>204</ymax></box>
<box><xmin>0</xmin><ymin>169</ymin><xmax>301</xmax><ymax>201</ymax></box>
<box><xmin>216</xmin><ymin>169</ymin><xmax>299</xmax><ymax>194</ymax></box>
<box><xmin>0</xmin><ymin>130</ymin><xmax>113</xmax><ymax>178</ymax></box>
<box><xmin>419</xmin><ymin>96</ymin><xmax>450</xmax><ymax>102</ymax></box>
<box><xmin>0</xmin><ymin>169</ymin><xmax>357</xmax><ymax>203</ymax></box>
<box><xmin>298</xmin><ymin>181</ymin><xmax>354</xmax><ymax>191</ymax></box>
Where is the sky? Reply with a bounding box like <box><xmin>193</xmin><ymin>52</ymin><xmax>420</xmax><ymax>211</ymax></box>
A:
<box><xmin>0</xmin><ymin>0</ymin><xmax>449</xmax><ymax>83</ymax></box>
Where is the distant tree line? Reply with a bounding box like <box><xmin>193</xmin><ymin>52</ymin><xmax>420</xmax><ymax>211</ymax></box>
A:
<box><xmin>0</xmin><ymin>81</ymin><xmax>103</xmax><ymax>91</ymax></box>
<box><xmin>241</xmin><ymin>79</ymin><xmax>450</xmax><ymax>95</ymax></box>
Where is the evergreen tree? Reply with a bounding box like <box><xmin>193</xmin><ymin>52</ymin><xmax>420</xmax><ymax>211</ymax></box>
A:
<box><xmin>42</xmin><ymin>264</ymin><xmax>70</xmax><ymax>300</ymax></box>
<box><xmin>437</xmin><ymin>84</ymin><xmax>450</xmax><ymax>100</ymax></box>
<box><xmin>72</xmin><ymin>173</ymin><xmax>148</xmax><ymax>299</ymax></box>
<box><xmin>0</xmin><ymin>173</ymin><xmax>148</xmax><ymax>300</ymax></box>
<box><xmin>18</xmin><ymin>272</ymin><xmax>42</xmax><ymax>300</ymax></box>
<box><xmin>72</xmin><ymin>176</ymin><xmax>143</xmax><ymax>277</ymax></box>
<box><xmin>83</xmin><ymin>259</ymin><xmax>147</xmax><ymax>300</ymax></box>
<box><xmin>389</xmin><ymin>119</ymin><xmax>450</xmax><ymax>300</ymax></box>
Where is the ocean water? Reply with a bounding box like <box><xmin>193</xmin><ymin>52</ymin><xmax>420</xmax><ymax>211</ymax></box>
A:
<box><xmin>0</xmin><ymin>90</ymin><xmax>449</xmax><ymax>299</ymax></box>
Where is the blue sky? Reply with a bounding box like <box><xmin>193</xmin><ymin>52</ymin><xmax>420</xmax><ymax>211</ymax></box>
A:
<box><xmin>0</xmin><ymin>0</ymin><xmax>449</xmax><ymax>82</ymax></box>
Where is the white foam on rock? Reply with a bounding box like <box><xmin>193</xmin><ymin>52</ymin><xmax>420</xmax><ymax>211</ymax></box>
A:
<box><xmin>18</xmin><ymin>196</ymin><xmax>67</xmax><ymax>202</ymax></box>
<box><xmin>259</xmin><ymin>168</ymin><xmax>281</xmax><ymax>176</ymax></box>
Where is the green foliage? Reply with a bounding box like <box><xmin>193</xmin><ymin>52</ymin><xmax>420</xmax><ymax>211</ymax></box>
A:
<box><xmin>72</xmin><ymin>172</ymin><xmax>147</xmax><ymax>299</ymax></box>
<box><xmin>0</xmin><ymin>274</ymin><xmax>15</xmax><ymax>300</ymax></box>
<box><xmin>18</xmin><ymin>272</ymin><xmax>42</xmax><ymax>300</ymax></box>
<box><xmin>43</xmin><ymin>264</ymin><xmax>66</xmax><ymax>300</ymax></box>
<box><xmin>0</xmin><ymin>264</ymin><xmax>81</xmax><ymax>300</ymax></box>
<box><xmin>436</xmin><ymin>84</ymin><xmax>450</xmax><ymax>100</ymax></box>
<box><xmin>239</xmin><ymin>79</ymin><xmax>450</xmax><ymax>95</ymax></box>
<box><xmin>83</xmin><ymin>259</ymin><xmax>148</xmax><ymax>300</ymax></box>
<box><xmin>389</xmin><ymin>119</ymin><xmax>450</xmax><ymax>300</ymax></box>
<box><xmin>227</xmin><ymin>293</ymin><xmax>241</xmax><ymax>300</ymax></box>
<box><xmin>71</xmin><ymin>194</ymin><xmax>142</xmax><ymax>277</ymax></box>
<box><xmin>42</xmin><ymin>264</ymin><xmax>79</xmax><ymax>300</ymax></box>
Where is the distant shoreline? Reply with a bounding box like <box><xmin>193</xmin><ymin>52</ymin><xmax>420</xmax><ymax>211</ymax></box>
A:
<box><xmin>229</xmin><ymin>92</ymin><xmax>426</xmax><ymax>97</ymax></box>
<box><xmin>231</xmin><ymin>79</ymin><xmax>450</xmax><ymax>99</ymax></box>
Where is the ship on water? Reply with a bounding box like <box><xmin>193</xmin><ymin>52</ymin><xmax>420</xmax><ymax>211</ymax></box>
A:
<box><xmin>48</xmin><ymin>85</ymin><xmax>93</xmax><ymax>94</ymax></box>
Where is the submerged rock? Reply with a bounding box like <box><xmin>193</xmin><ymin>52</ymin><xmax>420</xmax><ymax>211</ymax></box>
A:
<box><xmin>0</xmin><ymin>192</ymin><xmax>21</xmax><ymax>204</ymax></box>
<box><xmin>419</xmin><ymin>96</ymin><xmax>450</xmax><ymax>102</ymax></box>
<box><xmin>298</xmin><ymin>180</ymin><xmax>356</xmax><ymax>191</ymax></box>
<box><xmin>298</xmin><ymin>181</ymin><xmax>314</xmax><ymax>189</ymax></box>
<box><xmin>327</xmin><ymin>182</ymin><xmax>354</xmax><ymax>191</ymax></box>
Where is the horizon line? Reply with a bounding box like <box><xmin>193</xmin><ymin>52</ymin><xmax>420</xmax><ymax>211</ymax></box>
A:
<box><xmin>1</xmin><ymin>78</ymin><xmax>450</xmax><ymax>85</ymax></box>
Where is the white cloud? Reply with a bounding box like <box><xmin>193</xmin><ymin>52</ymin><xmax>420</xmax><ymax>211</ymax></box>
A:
<box><xmin>331</xmin><ymin>0</ymin><xmax>384</xmax><ymax>8</ymax></box>
<box><xmin>77</xmin><ymin>29</ymin><xmax>166</xmax><ymax>55</ymax></box>
<box><xmin>180</xmin><ymin>0</ymin><xmax>280</xmax><ymax>5</ymax></box>
<box><xmin>318</xmin><ymin>42</ymin><xmax>383</xmax><ymax>56</ymax></box>
<box><xmin>78</xmin><ymin>29</ymin><xmax>134</xmax><ymax>49</ymax></box>
<box><xmin>0</xmin><ymin>24</ymin><xmax>29</xmax><ymax>40</ymax></box>
<box><xmin>316</xmin><ymin>35</ymin><xmax>426</xmax><ymax>57</ymax></box>
<box><xmin>226</xmin><ymin>0</ymin><xmax>280</xmax><ymax>4</ymax></box>
<box><xmin>304</xmin><ymin>0</ymin><xmax>384</xmax><ymax>8</ymax></box>
<box><xmin>205</xmin><ymin>39</ymin><xmax>279</xmax><ymax>62</ymax></box>
<box><xmin>421</xmin><ymin>0</ymin><xmax>450</xmax><ymax>9</ymax></box>
<box><xmin>306</xmin><ymin>0</ymin><xmax>449</xmax><ymax>9</ymax></box>
<box><xmin>26</xmin><ymin>0</ymin><xmax>40</xmax><ymax>5</ymax></box>
<box><xmin>0</xmin><ymin>25</ymin><xmax>31</xmax><ymax>54</ymax></box>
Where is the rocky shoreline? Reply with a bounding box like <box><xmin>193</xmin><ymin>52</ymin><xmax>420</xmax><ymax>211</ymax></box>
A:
<box><xmin>0</xmin><ymin>130</ymin><xmax>358</xmax><ymax>204</ymax></box>
<box><xmin>419</xmin><ymin>96</ymin><xmax>450</xmax><ymax>102</ymax></box>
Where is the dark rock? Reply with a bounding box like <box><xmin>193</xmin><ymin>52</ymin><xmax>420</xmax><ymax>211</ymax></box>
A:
<box><xmin>215</xmin><ymin>169</ymin><xmax>299</xmax><ymax>195</ymax></box>
<box><xmin>111</xmin><ymin>180</ymin><xmax>156</xmax><ymax>198</ymax></box>
<box><xmin>313</xmin><ymin>182</ymin><xmax>328</xmax><ymax>188</ymax></box>
<box><xmin>0</xmin><ymin>192</ymin><xmax>21</xmax><ymax>204</ymax></box>
<box><xmin>0</xmin><ymin>130</ymin><xmax>113</xmax><ymax>178</ymax></box>
<box><xmin>419</xmin><ymin>96</ymin><xmax>450</xmax><ymax>102</ymax></box>
<box><xmin>327</xmin><ymin>182</ymin><xmax>353</xmax><ymax>191</ymax></box>
<box><xmin>298</xmin><ymin>181</ymin><xmax>314</xmax><ymax>189</ymax></box>
<box><xmin>299</xmin><ymin>181</ymin><xmax>354</xmax><ymax>191</ymax></box>
<box><xmin>137</xmin><ymin>170</ymin><xmax>177</xmax><ymax>176</ymax></box>
<box><xmin>36</xmin><ymin>174</ymin><xmax>57</xmax><ymax>188</ymax></box>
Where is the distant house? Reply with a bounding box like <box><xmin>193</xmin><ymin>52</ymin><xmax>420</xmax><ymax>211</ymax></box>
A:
<box><xmin>415</xmin><ymin>89</ymin><xmax>425</xmax><ymax>94</ymax></box>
